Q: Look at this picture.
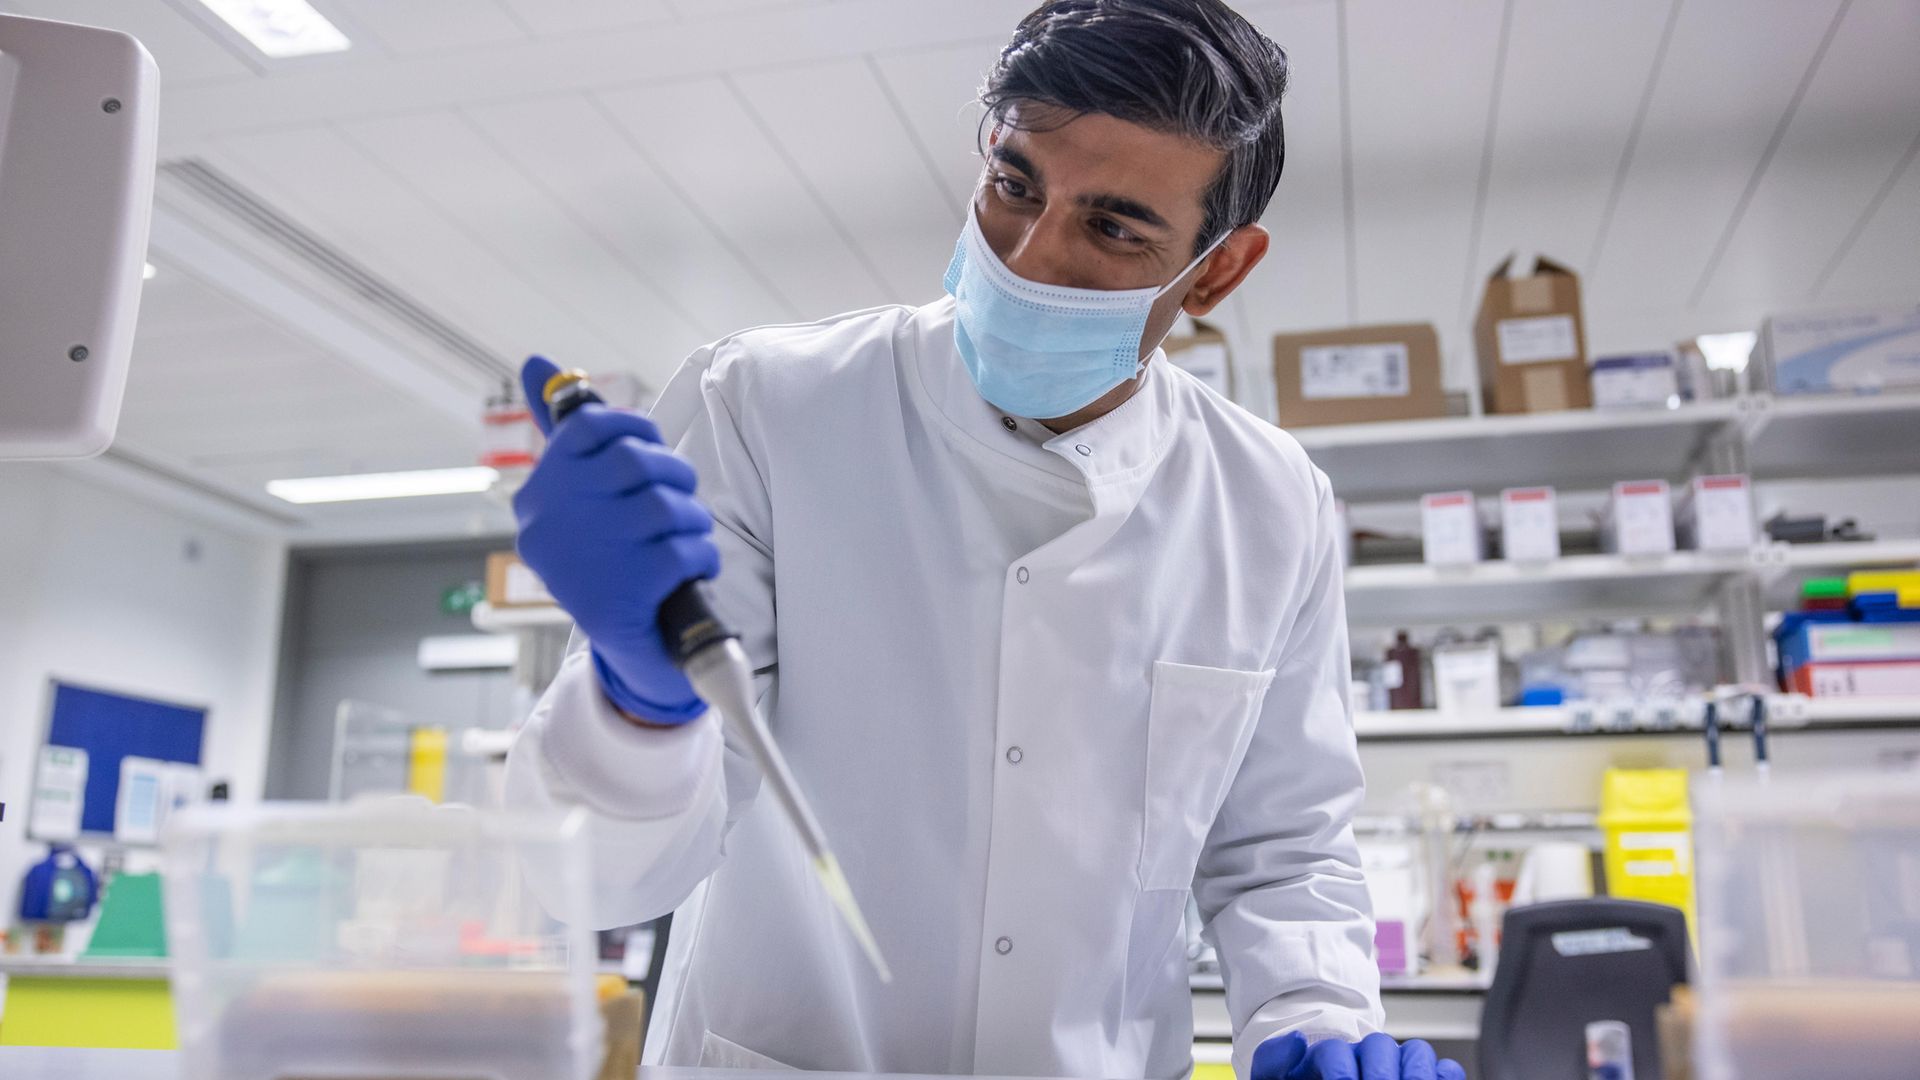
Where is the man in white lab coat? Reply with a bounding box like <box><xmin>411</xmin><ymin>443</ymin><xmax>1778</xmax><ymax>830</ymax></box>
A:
<box><xmin>508</xmin><ymin>3</ymin><xmax>1462</xmax><ymax>1078</ymax></box>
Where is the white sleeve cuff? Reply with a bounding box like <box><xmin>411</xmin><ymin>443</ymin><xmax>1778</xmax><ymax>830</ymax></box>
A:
<box><xmin>532</xmin><ymin>649</ymin><xmax>721</xmax><ymax>821</ymax></box>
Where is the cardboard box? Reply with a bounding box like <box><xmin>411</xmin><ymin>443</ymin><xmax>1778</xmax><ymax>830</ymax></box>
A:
<box><xmin>1793</xmin><ymin>661</ymin><xmax>1920</xmax><ymax>698</ymax></box>
<box><xmin>1600</xmin><ymin>480</ymin><xmax>1675</xmax><ymax>556</ymax></box>
<box><xmin>1165</xmin><ymin>318</ymin><xmax>1234</xmax><ymax>400</ymax></box>
<box><xmin>1273</xmin><ymin>323</ymin><xmax>1446</xmax><ymax>427</ymax></box>
<box><xmin>486</xmin><ymin>551</ymin><xmax>555</xmax><ymax>609</ymax></box>
<box><xmin>1421</xmin><ymin>491</ymin><xmax>1484</xmax><ymax>565</ymax></box>
<box><xmin>1433</xmin><ymin>641</ymin><xmax>1502</xmax><ymax>713</ymax></box>
<box><xmin>1473</xmin><ymin>255</ymin><xmax>1591</xmax><ymax>414</ymax></box>
<box><xmin>1677</xmin><ymin>474</ymin><xmax>1755</xmax><ymax>552</ymax></box>
<box><xmin>1591</xmin><ymin>352</ymin><xmax>1681</xmax><ymax>410</ymax></box>
<box><xmin>1755</xmin><ymin>306</ymin><xmax>1920</xmax><ymax>396</ymax></box>
<box><xmin>1500</xmin><ymin>486</ymin><xmax>1561</xmax><ymax>562</ymax></box>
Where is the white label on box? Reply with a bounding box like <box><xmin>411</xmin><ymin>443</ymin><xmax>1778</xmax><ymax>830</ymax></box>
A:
<box><xmin>1497</xmin><ymin>315</ymin><xmax>1578</xmax><ymax>364</ymax></box>
<box><xmin>1300</xmin><ymin>343</ymin><xmax>1411</xmax><ymax>399</ymax></box>
<box><xmin>1433</xmin><ymin>645</ymin><xmax>1501</xmax><ymax>713</ymax></box>
<box><xmin>504</xmin><ymin>561</ymin><xmax>554</xmax><ymax>605</ymax></box>
<box><xmin>1172</xmin><ymin>341</ymin><xmax>1232</xmax><ymax>398</ymax></box>
<box><xmin>1592</xmin><ymin>366</ymin><xmax>1679</xmax><ymax>409</ymax></box>
<box><xmin>1687</xmin><ymin>475</ymin><xmax>1754</xmax><ymax>551</ymax></box>
<box><xmin>1609</xmin><ymin>481</ymin><xmax>1674</xmax><ymax>555</ymax></box>
<box><xmin>1501</xmin><ymin>487</ymin><xmax>1560</xmax><ymax>562</ymax></box>
<box><xmin>1810</xmin><ymin>662</ymin><xmax>1920</xmax><ymax>697</ymax></box>
<box><xmin>1422</xmin><ymin>492</ymin><xmax>1484</xmax><ymax>565</ymax></box>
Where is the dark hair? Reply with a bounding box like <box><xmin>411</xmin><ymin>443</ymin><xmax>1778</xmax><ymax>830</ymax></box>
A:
<box><xmin>980</xmin><ymin>0</ymin><xmax>1289</xmax><ymax>256</ymax></box>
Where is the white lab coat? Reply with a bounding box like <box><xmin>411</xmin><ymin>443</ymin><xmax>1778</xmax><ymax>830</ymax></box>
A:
<box><xmin>505</xmin><ymin>296</ymin><xmax>1383</xmax><ymax>1080</ymax></box>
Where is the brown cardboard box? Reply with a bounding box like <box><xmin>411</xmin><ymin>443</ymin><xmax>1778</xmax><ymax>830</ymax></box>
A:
<box><xmin>1272</xmin><ymin>322</ymin><xmax>1446</xmax><ymax>427</ymax></box>
<box><xmin>485</xmin><ymin>550</ymin><xmax>555</xmax><ymax>609</ymax></box>
<box><xmin>1473</xmin><ymin>254</ymin><xmax>1591</xmax><ymax>414</ymax></box>
<box><xmin>1164</xmin><ymin>318</ymin><xmax>1234</xmax><ymax>399</ymax></box>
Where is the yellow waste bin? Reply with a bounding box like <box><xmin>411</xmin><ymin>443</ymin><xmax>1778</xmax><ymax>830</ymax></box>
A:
<box><xmin>1598</xmin><ymin>767</ymin><xmax>1695</xmax><ymax>938</ymax></box>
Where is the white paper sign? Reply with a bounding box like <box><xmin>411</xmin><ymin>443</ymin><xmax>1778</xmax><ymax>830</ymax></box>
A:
<box><xmin>1497</xmin><ymin>315</ymin><xmax>1578</xmax><ymax>364</ymax></box>
<box><xmin>1301</xmin><ymin>343</ymin><xmax>1411</xmax><ymax>399</ymax></box>
<box><xmin>503</xmin><ymin>561</ymin><xmax>554</xmax><ymax>605</ymax></box>
<box><xmin>1501</xmin><ymin>488</ymin><xmax>1561</xmax><ymax>562</ymax></box>
<box><xmin>1433</xmin><ymin>644</ymin><xmax>1501</xmax><ymax>713</ymax></box>
<box><xmin>30</xmin><ymin>746</ymin><xmax>89</xmax><ymax>842</ymax></box>
<box><xmin>1171</xmin><ymin>341</ymin><xmax>1232</xmax><ymax>398</ymax></box>
<box><xmin>116</xmin><ymin>755</ymin><xmax>168</xmax><ymax>844</ymax></box>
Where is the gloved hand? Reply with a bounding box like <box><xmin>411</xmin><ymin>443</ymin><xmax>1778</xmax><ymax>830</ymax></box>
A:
<box><xmin>1253</xmin><ymin>1032</ymin><xmax>1466</xmax><ymax>1080</ymax></box>
<box><xmin>513</xmin><ymin>355</ymin><xmax>719</xmax><ymax>725</ymax></box>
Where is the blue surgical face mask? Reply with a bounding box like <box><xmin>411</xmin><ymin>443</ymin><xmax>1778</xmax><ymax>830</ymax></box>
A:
<box><xmin>943</xmin><ymin>204</ymin><xmax>1226</xmax><ymax>420</ymax></box>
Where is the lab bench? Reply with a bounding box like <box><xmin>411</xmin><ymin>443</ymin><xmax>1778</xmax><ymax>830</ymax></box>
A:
<box><xmin>0</xmin><ymin>1051</ymin><xmax>1051</xmax><ymax>1080</ymax></box>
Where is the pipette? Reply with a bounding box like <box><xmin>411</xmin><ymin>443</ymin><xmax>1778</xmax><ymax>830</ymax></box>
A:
<box><xmin>541</xmin><ymin>369</ymin><xmax>891</xmax><ymax>984</ymax></box>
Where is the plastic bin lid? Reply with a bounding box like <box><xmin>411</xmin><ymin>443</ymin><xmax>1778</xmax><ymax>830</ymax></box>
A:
<box><xmin>1598</xmin><ymin>768</ymin><xmax>1692</xmax><ymax>826</ymax></box>
<box><xmin>1801</xmin><ymin>577</ymin><xmax>1848</xmax><ymax>600</ymax></box>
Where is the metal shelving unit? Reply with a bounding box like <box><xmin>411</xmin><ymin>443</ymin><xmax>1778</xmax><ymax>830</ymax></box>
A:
<box><xmin>1353</xmin><ymin>695</ymin><xmax>1920</xmax><ymax>741</ymax></box>
<box><xmin>1294</xmin><ymin>400</ymin><xmax>1744</xmax><ymax>502</ymax></box>
<box><xmin>1744</xmin><ymin>392</ymin><xmax>1920</xmax><ymax>481</ymax></box>
<box><xmin>1343</xmin><ymin>549</ymin><xmax>1759</xmax><ymax>625</ymax></box>
<box><xmin>1301</xmin><ymin>390</ymin><xmax>1920</xmax><ymax>502</ymax></box>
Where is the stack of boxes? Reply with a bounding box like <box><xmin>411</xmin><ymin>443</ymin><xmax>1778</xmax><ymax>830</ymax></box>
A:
<box><xmin>1775</xmin><ymin>569</ymin><xmax>1920</xmax><ymax>697</ymax></box>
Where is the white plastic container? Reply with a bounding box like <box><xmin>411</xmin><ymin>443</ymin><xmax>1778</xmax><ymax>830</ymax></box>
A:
<box><xmin>1693</xmin><ymin>772</ymin><xmax>1920</xmax><ymax>1080</ymax></box>
<box><xmin>161</xmin><ymin>798</ymin><xmax>600</xmax><ymax>1080</ymax></box>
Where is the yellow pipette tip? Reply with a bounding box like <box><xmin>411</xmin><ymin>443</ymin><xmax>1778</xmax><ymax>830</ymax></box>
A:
<box><xmin>814</xmin><ymin>853</ymin><xmax>892</xmax><ymax>984</ymax></box>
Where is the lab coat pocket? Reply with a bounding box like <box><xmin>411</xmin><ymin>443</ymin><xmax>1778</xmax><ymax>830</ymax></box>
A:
<box><xmin>1139</xmin><ymin>661</ymin><xmax>1276</xmax><ymax>892</ymax></box>
<box><xmin>699</xmin><ymin>1030</ymin><xmax>798</xmax><ymax>1071</ymax></box>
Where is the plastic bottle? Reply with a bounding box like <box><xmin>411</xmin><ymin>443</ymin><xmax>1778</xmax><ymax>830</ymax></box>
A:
<box><xmin>1385</xmin><ymin>631</ymin><xmax>1425</xmax><ymax>710</ymax></box>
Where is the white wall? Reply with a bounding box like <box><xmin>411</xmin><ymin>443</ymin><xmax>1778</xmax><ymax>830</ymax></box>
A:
<box><xmin>0</xmin><ymin>465</ymin><xmax>287</xmax><ymax>914</ymax></box>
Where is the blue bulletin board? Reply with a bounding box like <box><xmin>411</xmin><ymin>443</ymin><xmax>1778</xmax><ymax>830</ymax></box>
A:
<box><xmin>44</xmin><ymin>681</ymin><xmax>206</xmax><ymax>837</ymax></box>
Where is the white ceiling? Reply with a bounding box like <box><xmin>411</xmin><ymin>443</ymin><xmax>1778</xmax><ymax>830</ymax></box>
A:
<box><xmin>9</xmin><ymin>0</ymin><xmax>1919</xmax><ymax>542</ymax></box>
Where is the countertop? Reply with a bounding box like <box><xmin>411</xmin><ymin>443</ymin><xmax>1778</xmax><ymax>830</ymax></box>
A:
<box><xmin>0</xmin><ymin>1051</ymin><xmax>1065</xmax><ymax>1080</ymax></box>
<box><xmin>0</xmin><ymin>956</ymin><xmax>171</xmax><ymax>979</ymax></box>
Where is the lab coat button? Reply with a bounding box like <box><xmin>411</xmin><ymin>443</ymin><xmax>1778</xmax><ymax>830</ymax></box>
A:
<box><xmin>1015</xmin><ymin>566</ymin><xmax>1029</xmax><ymax>584</ymax></box>
<box><xmin>1075</xmin><ymin>444</ymin><xmax>1092</xmax><ymax>456</ymax></box>
<box><xmin>1002</xmin><ymin>416</ymin><xmax>1018</xmax><ymax>432</ymax></box>
<box><xmin>1005</xmin><ymin>746</ymin><xmax>1023</xmax><ymax>764</ymax></box>
<box><xmin>995</xmin><ymin>936</ymin><xmax>1013</xmax><ymax>955</ymax></box>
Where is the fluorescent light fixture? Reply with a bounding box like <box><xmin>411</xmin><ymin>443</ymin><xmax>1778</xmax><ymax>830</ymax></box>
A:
<box><xmin>268</xmin><ymin>466</ymin><xmax>497</xmax><ymax>504</ymax></box>
<box><xmin>196</xmin><ymin>0</ymin><xmax>351</xmax><ymax>58</ymax></box>
<box><xmin>142</xmin><ymin>262</ymin><xmax>157</xmax><ymax>280</ymax></box>
<box><xmin>1698</xmin><ymin>331</ymin><xmax>1757</xmax><ymax>372</ymax></box>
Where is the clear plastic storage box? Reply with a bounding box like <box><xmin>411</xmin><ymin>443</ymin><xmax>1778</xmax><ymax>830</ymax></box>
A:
<box><xmin>1693</xmin><ymin>771</ymin><xmax>1920</xmax><ymax>1080</ymax></box>
<box><xmin>161</xmin><ymin>798</ymin><xmax>600</xmax><ymax>1080</ymax></box>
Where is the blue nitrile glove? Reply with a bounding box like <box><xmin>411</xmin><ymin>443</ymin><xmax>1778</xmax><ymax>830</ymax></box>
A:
<box><xmin>513</xmin><ymin>355</ymin><xmax>719</xmax><ymax>725</ymax></box>
<box><xmin>1252</xmin><ymin>1032</ymin><xmax>1466</xmax><ymax>1080</ymax></box>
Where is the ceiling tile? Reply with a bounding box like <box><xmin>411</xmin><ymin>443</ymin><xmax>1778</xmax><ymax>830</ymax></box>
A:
<box><xmin>1817</xmin><ymin>141</ymin><xmax>1920</xmax><ymax>307</ymax></box>
<box><xmin>1236</xmin><ymin>0</ymin><xmax>1349</xmax><ymax>334</ymax></box>
<box><xmin>117</xmin><ymin>271</ymin><xmax>477</xmax><ymax>489</ymax></box>
<box><xmin>339</xmin><ymin>109</ymin><xmax>713</xmax><ymax>379</ymax></box>
<box><xmin>465</xmin><ymin>94</ymin><xmax>788</xmax><ymax>344</ymax></box>
<box><xmin>595</xmin><ymin>76</ymin><xmax>892</xmax><ymax>318</ymax></box>
<box><xmin>491</xmin><ymin>0</ymin><xmax>674</xmax><ymax>38</ymax></box>
<box><xmin>1344</xmin><ymin>0</ymin><xmax>1508</xmax><ymax>385</ymax></box>
<box><xmin>323</xmin><ymin>0</ymin><xmax>529</xmax><ymax>55</ymax></box>
<box><xmin>1472</xmin><ymin>0</ymin><xmax>1672</xmax><ymax>286</ymax></box>
<box><xmin>732</xmin><ymin>57</ymin><xmax>964</xmax><ymax>303</ymax></box>
<box><xmin>163</xmin><ymin>0</ymin><xmax>1033</xmax><ymax>148</ymax></box>
<box><xmin>1585</xmin><ymin>0</ymin><xmax>1845</xmax><ymax>312</ymax></box>
<box><xmin>206</xmin><ymin>125</ymin><xmax>626</xmax><ymax>375</ymax></box>
<box><xmin>3</xmin><ymin>0</ymin><xmax>256</xmax><ymax>83</ymax></box>
<box><xmin>1693</xmin><ymin>0</ymin><xmax>1920</xmax><ymax>313</ymax></box>
<box><xmin>869</xmin><ymin>39</ymin><xmax>1000</xmax><ymax>209</ymax></box>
